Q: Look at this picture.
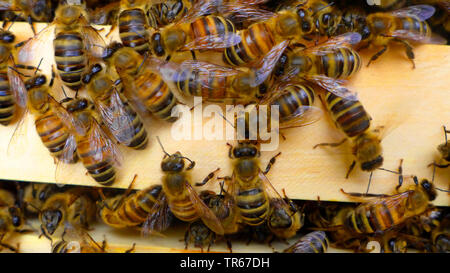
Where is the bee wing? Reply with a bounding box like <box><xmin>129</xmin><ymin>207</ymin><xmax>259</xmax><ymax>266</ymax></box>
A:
<box><xmin>89</xmin><ymin>118</ymin><xmax>123</xmax><ymax>167</ymax></box>
<box><xmin>390</xmin><ymin>5</ymin><xmax>436</xmax><ymax>21</ymax></box>
<box><xmin>219</xmin><ymin>2</ymin><xmax>275</xmax><ymax>24</ymax></box>
<box><xmin>7</xmin><ymin>107</ymin><xmax>30</xmax><ymax>157</ymax></box>
<box><xmin>18</xmin><ymin>23</ymin><xmax>55</xmax><ymax>66</ymax></box>
<box><xmin>186</xmin><ymin>182</ymin><xmax>225</xmax><ymax>235</ymax></box>
<box><xmin>94</xmin><ymin>89</ymin><xmax>135</xmax><ymax>146</ymax></box>
<box><xmin>302</xmin><ymin>32</ymin><xmax>362</xmax><ymax>56</ymax></box>
<box><xmin>280</xmin><ymin>105</ymin><xmax>323</xmax><ymax>129</ymax></box>
<box><xmin>48</xmin><ymin>95</ymin><xmax>87</xmax><ymax>136</ymax></box>
<box><xmin>141</xmin><ymin>193</ymin><xmax>172</xmax><ymax>237</ymax></box>
<box><xmin>252</xmin><ymin>40</ymin><xmax>289</xmax><ymax>86</ymax></box>
<box><xmin>81</xmin><ymin>25</ymin><xmax>107</xmax><ymax>59</ymax></box>
<box><xmin>179</xmin><ymin>32</ymin><xmax>242</xmax><ymax>51</ymax></box>
<box><xmin>304</xmin><ymin>75</ymin><xmax>358</xmax><ymax>101</ymax></box>
<box><xmin>389</xmin><ymin>29</ymin><xmax>447</xmax><ymax>44</ymax></box>
<box><xmin>7</xmin><ymin>65</ymin><xmax>28</xmax><ymax>108</ymax></box>
<box><xmin>258</xmin><ymin>170</ymin><xmax>292</xmax><ymax>214</ymax></box>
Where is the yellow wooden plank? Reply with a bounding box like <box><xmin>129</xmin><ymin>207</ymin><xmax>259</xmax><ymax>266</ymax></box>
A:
<box><xmin>0</xmin><ymin>22</ymin><xmax>449</xmax><ymax>206</ymax></box>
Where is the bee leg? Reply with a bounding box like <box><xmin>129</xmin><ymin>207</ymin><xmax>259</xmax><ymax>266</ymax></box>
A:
<box><xmin>367</xmin><ymin>45</ymin><xmax>387</xmax><ymax>67</ymax></box>
<box><xmin>195</xmin><ymin>168</ymin><xmax>220</xmax><ymax>186</ymax></box>
<box><xmin>340</xmin><ymin>188</ymin><xmax>390</xmax><ymax>198</ymax></box>
<box><xmin>226</xmin><ymin>237</ymin><xmax>233</xmax><ymax>253</ymax></box>
<box><xmin>184</xmin><ymin>228</ymin><xmax>190</xmax><ymax>250</ymax></box>
<box><xmin>0</xmin><ymin>242</ymin><xmax>18</xmax><ymax>252</ymax></box>
<box><xmin>105</xmin><ymin>23</ymin><xmax>117</xmax><ymax>38</ymax></box>
<box><xmin>345</xmin><ymin>160</ymin><xmax>356</xmax><ymax>179</ymax></box>
<box><xmin>313</xmin><ymin>138</ymin><xmax>347</xmax><ymax>149</ymax></box>
<box><xmin>227</xmin><ymin>142</ymin><xmax>233</xmax><ymax>158</ymax></box>
<box><xmin>428</xmin><ymin>162</ymin><xmax>450</xmax><ymax>169</ymax></box>
<box><xmin>190</xmin><ymin>50</ymin><xmax>197</xmax><ymax>60</ymax></box>
<box><xmin>125</xmin><ymin>243</ymin><xmax>136</xmax><ymax>253</ymax></box>
<box><xmin>263</xmin><ymin>152</ymin><xmax>281</xmax><ymax>175</ymax></box>
<box><xmin>395</xmin><ymin>159</ymin><xmax>404</xmax><ymax>192</ymax></box>
<box><xmin>393</xmin><ymin>38</ymin><xmax>415</xmax><ymax>69</ymax></box>
<box><xmin>27</xmin><ymin>15</ymin><xmax>36</xmax><ymax>36</ymax></box>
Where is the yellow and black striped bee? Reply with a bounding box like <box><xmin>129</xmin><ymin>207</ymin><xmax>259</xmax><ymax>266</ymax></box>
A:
<box><xmin>275</xmin><ymin>33</ymin><xmax>363</xmax><ymax>81</ymax></box>
<box><xmin>283</xmin><ymin>231</ymin><xmax>329</xmax><ymax>253</ymax></box>
<box><xmin>21</xmin><ymin>182</ymin><xmax>59</xmax><ymax>215</ymax></box>
<box><xmin>222</xmin><ymin>1</ymin><xmax>315</xmax><ymax>67</ymax></box>
<box><xmin>82</xmin><ymin>63</ymin><xmax>148</xmax><ymax>150</ymax></box>
<box><xmin>0</xmin><ymin>0</ymin><xmax>53</xmax><ymax>34</ymax></box>
<box><xmin>88</xmin><ymin>1</ymin><xmax>121</xmax><ymax>25</ymax></box>
<box><xmin>362</xmin><ymin>5</ymin><xmax>443</xmax><ymax>68</ymax></box>
<box><xmin>18</xmin><ymin>2</ymin><xmax>105</xmax><ymax>92</ymax></box>
<box><xmin>149</xmin><ymin>41</ymin><xmax>288</xmax><ymax>104</ymax></box>
<box><xmin>52</xmin><ymin>223</ymin><xmax>107</xmax><ymax>253</ymax></box>
<box><xmin>0</xmin><ymin>28</ymin><xmax>31</xmax><ymax>127</ymax></box>
<box><xmin>147</xmin><ymin>0</ymin><xmax>192</xmax><ymax>29</ymax></box>
<box><xmin>102</xmin><ymin>42</ymin><xmax>179</xmax><ymax>122</ymax></box>
<box><xmin>54</xmin><ymin>97</ymin><xmax>122</xmax><ymax>186</ymax></box>
<box><xmin>314</xmin><ymin>88</ymin><xmax>383</xmax><ymax>178</ymax></box>
<box><xmin>153</xmin><ymin>137</ymin><xmax>224</xmax><ymax>236</ymax></box>
<box><xmin>39</xmin><ymin>189</ymin><xmax>97</xmax><ymax>240</ymax></box>
<box><xmin>267</xmin><ymin>190</ymin><xmax>304</xmax><ymax>239</ymax></box>
<box><xmin>98</xmin><ymin>175</ymin><xmax>173</xmax><ymax>235</ymax></box>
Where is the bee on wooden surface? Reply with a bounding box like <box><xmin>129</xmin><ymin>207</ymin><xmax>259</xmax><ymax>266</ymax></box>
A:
<box><xmin>148</xmin><ymin>41</ymin><xmax>288</xmax><ymax>104</ymax></box>
<box><xmin>51</xmin><ymin>223</ymin><xmax>107</xmax><ymax>253</ymax></box>
<box><xmin>429</xmin><ymin>126</ymin><xmax>450</xmax><ymax>175</ymax></box>
<box><xmin>82</xmin><ymin>63</ymin><xmax>149</xmax><ymax>150</ymax></box>
<box><xmin>98</xmin><ymin>175</ymin><xmax>173</xmax><ymax>235</ymax></box>
<box><xmin>102</xmin><ymin>42</ymin><xmax>179</xmax><ymax>122</ymax></box>
<box><xmin>0</xmin><ymin>203</ymin><xmax>28</xmax><ymax>252</ymax></box>
<box><xmin>212</xmin><ymin>141</ymin><xmax>283</xmax><ymax>227</ymax></box>
<box><xmin>275</xmin><ymin>33</ymin><xmax>363</xmax><ymax>81</ymax></box>
<box><xmin>38</xmin><ymin>189</ymin><xmax>97</xmax><ymax>240</ymax></box>
<box><xmin>147</xmin><ymin>0</ymin><xmax>192</xmax><ymax>29</ymax></box>
<box><xmin>0</xmin><ymin>0</ymin><xmax>53</xmax><ymax>33</ymax></box>
<box><xmin>54</xmin><ymin>97</ymin><xmax>122</xmax><ymax>186</ymax></box>
<box><xmin>184</xmin><ymin>220</ymin><xmax>215</xmax><ymax>252</ymax></box>
<box><xmin>361</xmin><ymin>5</ymin><xmax>444</xmax><ymax>68</ymax></box>
<box><xmin>313</xmin><ymin>88</ymin><xmax>384</xmax><ymax>178</ymax></box>
<box><xmin>153</xmin><ymin>137</ymin><xmax>224</xmax><ymax>235</ymax></box>
<box><xmin>283</xmin><ymin>231</ymin><xmax>329</xmax><ymax>253</ymax></box>
<box><xmin>17</xmin><ymin>2</ymin><xmax>105</xmax><ymax>91</ymax></box>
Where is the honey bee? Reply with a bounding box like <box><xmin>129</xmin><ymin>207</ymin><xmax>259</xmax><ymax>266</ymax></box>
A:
<box><xmin>275</xmin><ymin>33</ymin><xmax>363</xmax><ymax>81</ymax></box>
<box><xmin>217</xmin><ymin>141</ymin><xmax>284</xmax><ymax>227</ymax></box>
<box><xmin>88</xmin><ymin>1</ymin><xmax>121</xmax><ymax>25</ymax></box>
<box><xmin>266</xmin><ymin>190</ymin><xmax>304</xmax><ymax>239</ymax></box>
<box><xmin>431</xmin><ymin>212</ymin><xmax>449</xmax><ymax>252</ymax></box>
<box><xmin>283</xmin><ymin>231</ymin><xmax>329</xmax><ymax>253</ymax></box>
<box><xmin>184</xmin><ymin>220</ymin><xmax>215</xmax><ymax>252</ymax></box>
<box><xmin>154</xmin><ymin>137</ymin><xmax>224</xmax><ymax>235</ymax></box>
<box><xmin>82</xmin><ymin>63</ymin><xmax>149</xmax><ymax>150</ymax></box>
<box><xmin>0</xmin><ymin>0</ymin><xmax>53</xmax><ymax>34</ymax></box>
<box><xmin>361</xmin><ymin>5</ymin><xmax>443</xmax><ymax>68</ymax></box>
<box><xmin>0</xmin><ymin>204</ymin><xmax>27</xmax><ymax>252</ymax></box>
<box><xmin>338</xmin><ymin>174</ymin><xmax>438</xmax><ymax>236</ymax></box>
<box><xmin>378</xmin><ymin>231</ymin><xmax>408</xmax><ymax>253</ymax></box>
<box><xmin>149</xmin><ymin>41</ymin><xmax>288</xmax><ymax>104</ymax></box>
<box><xmin>222</xmin><ymin>2</ymin><xmax>315</xmax><ymax>67</ymax></box>
<box><xmin>39</xmin><ymin>190</ymin><xmax>97</xmax><ymax>240</ymax></box>
<box><xmin>313</xmin><ymin>88</ymin><xmax>384</xmax><ymax>178</ymax></box>
<box><xmin>98</xmin><ymin>175</ymin><xmax>173</xmax><ymax>235</ymax></box>
<box><xmin>102</xmin><ymin>42</ymin><xmax>179</xmax><ymax>122</ymax></box>
<box><xmin>0</xmin><ymin>28</ymin><xmax>32</xmax><ymax>126</ymax></box>
<box><xmin>21</xmin><ymin>182</ymin><xmax>60</xmax><ymax>215</ymax></box>
<box><xmin>52</xmin><ymin>223</ymin><xmax>107</xmax><ymax>253</ymax></box>
<box><xmin>18</xmin><ymin>2</ymin><xmax>105</xmax><ymax>91</ymax></box>
<box><xmin>429</xmin><ymin>126</ymin><xmax>450</xmax><ymax>173</ymax></box>
<box><xmin>54</xmin><ymin>97</ymin><xmax>122</xmax><ymax>186</ymax></box>
<box><xmin>277</xmin><ymin>0</ymin><xmax>341</xmax><ymax>38</ymax></box>
<box><xmin>147</xmin><ymin>0</ymin><xmax>192</xmax><ymax>28</ymax></box>
<box><xmin>333</xmin><ymin>5</ymin><xmax>369</xmax><ymax>37</ymax></box>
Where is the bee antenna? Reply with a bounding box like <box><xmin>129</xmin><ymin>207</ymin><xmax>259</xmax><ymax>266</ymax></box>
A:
<box><xmin>156</xmin><ymin>136</ymin><xmax>170</xmax><ymax>157</ymax></box>
<box><xmin>365</xmin><ymin>171</ymin><xmax>373</xmax><ymax>194</ymax></box>
<box><xmin>27</xmin><ymin>202</ymin><xmax>42</xmax><ymax>214</ymax></box>
<box><xmin>35</xmin><ymin>58</ymin><xmax>44</xmax><ymax>75</ymax></box>
<box><xmin>312</xmin><ymin>2</ymin><xmax>334</xmax><ymax>16</ymax></box>
<box><xmin>137</xmin><ymin>52</ymin><xmax>149</xmax><ymax>75</ymax></box>
<box><xmin>8</xmin><ymin>66</ymin><xmax>30</xmax><ymax>77</ymax></box>
<box><xmin>436</xmin><ymin>187</ymin><xmax>450</xmax><ymax>193</ymax></box>
<box><xmin>218</xmin><ymin>180</ymin><xmax>225</xmax><ymax>196</ymax></box>
<box><xmin>61</xmin><ymin>86</ymin><xmax>68</xmax><ymax>99</ymax></box>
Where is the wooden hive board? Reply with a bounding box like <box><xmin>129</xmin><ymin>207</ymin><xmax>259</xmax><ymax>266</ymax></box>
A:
<box><xmin>0</xmin><ymin>23</ymin><xmax>449</xmax><ymax>206</ymax></box>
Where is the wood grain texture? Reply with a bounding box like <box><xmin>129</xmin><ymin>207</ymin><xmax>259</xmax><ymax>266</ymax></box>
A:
<box><xmin>0</xmin><ymin>23</ymin><xmax>449</xmax><ymax>206</ymax></box>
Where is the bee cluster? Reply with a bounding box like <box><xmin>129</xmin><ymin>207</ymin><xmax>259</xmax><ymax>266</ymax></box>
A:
<box><xmin>0</xmin><ymin>0</ymin><xmax>448</xmax><ymax>253</ymax></box>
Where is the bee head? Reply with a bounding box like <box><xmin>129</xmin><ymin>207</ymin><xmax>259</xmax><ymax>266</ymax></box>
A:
<box><xmin>151</xmin><ymin>32</ymin><xmax>166</xmax><ymax>57</ymax></box>
<box><xmin>294</xmin><ymin>6</ymin><xmax>314</xmax><ymax>34</ymax></box>
<box><xmin>0</xmin><ymin>30</ymin><xmax>15</xmax><ymax>44</ymax></box>
<box><xmin>31</xmin><ymin>0</ymin><xmax>51</xmax><ymax>21</ymax></box>
<box><xmin>82</xmin><ymin>64</ymin><xmax>103</xmax><ymax>84</ymax></box>
<box><xmin>25</xmin><ymin>74</ymin><xmax>47</xmax><ymax>90</ymax></box>
<box><xmin>420</xmin><ymin>179</ymin><xmax>437</xmax><ymax>201</ymax></box>
<box><xmin>268</xmin><ymin>202</ymin><xmax>293</xmax><ymax>229</ymax></box>
<box><xmin>161</xmin><ymin>152</ymin><xmax>186</xmax><ymax>172</ymax></box>
<box><xmin>102</xmin><ymin>42</ymin><xmax>124</xmax><ymax>61</ymax></box>
<box><xmin>232</xmin><ymin>142</ymin><xmax>259</xmax><ymax>159</ymax></box>
<box><xmin>41</xmin><ymin>209</ymin><xmax>63</xmax><ymax>235</ymax></box>
<box><xmin>65</xmin><ymin>98</ymin><xmax>89</xmax><ymax>113</ymax></box>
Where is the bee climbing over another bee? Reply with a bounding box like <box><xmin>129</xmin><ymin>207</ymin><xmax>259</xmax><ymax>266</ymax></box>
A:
<box><xmin>0</xmin><ymin>0</ymin><xmax>53</xmax><ymax>34</ymax></box>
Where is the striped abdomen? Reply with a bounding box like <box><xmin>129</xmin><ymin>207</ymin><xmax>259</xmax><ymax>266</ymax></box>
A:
<box><xmin>324</xmin><ymin>92</ymin><xmax>371</xmax><ymax>138</ymax></box>
<box><xmin>54</xmin><ymin>32</ymin><xmax>86</xmax><ymax>91</ymax></box>
<box><xmin>189</xmin><ymin>15</ymin><xmax>236</xmax><ymax>51</ymax></box>
<box><xmin>394</xmin><ymin>16</ymin><xmax>431</xmax><ymax>39</ymax></box>
<box><xmin>114</xmin><ymin>186</ymin><xmax>162</xmax><ymax>226</ymax></box>
<box><xmin>76</xmin><ymin>130</ymin><xmax>116</xmax><ymax>185</ymax></box>
<box><xmin>311</xmin><ymin>47</ymin><xmax>362</xmax><ymax>79</ymax></box>
<box><xmin>172</xmin><ymin>66</ymin><xmax>235</xmax><ymax>102</ymax></box>
<box><xmin>119</xmin><ymin>9</ymin><xmax>150</xmax><ymax>54</ymax></box>
<box><xmin>134</xmin><ymin>69</ymin><xmax>178</xmax><ymax>122</ymax></box>
<box><xmin>236</xmin><ymin>184</ymin><xmax>269</xmax><ymax>226</ymax></box>
<box><xmin>284</xmin><ymin>231</ymin><xmax>329</xmax><ymax>253</ymax></box>
<box><xmin>272</xmin><ymin>83</ymin><xmax>315</xmax><ymax>123</ymax></box>
<box><xmin>0</xmin><ymin>72</ymin><xmax>16</xmax><ymax>125</ymax></box>
<box><xmin>35</xmin><ymin>109</ymin><xmax>75</xmax><ymax>160</ymax></box>
<box><xmin>344</xmin><ymin>196</ymin><xmax>409</xmax><ymax>234</ymax></box>
<box><xmin>147</xmin><ymin>0</ymin><xmax>188</xmax><ymax>28</ymax></box>
<box><xmin>169</xmin><ymin>194</ymin><xmax>199</xmax><ymax>222</ymax></box>
<box><xmin>224</xmin><ymin>22</ymin><xmax>275</xmax><ymax>66</ymax></box>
